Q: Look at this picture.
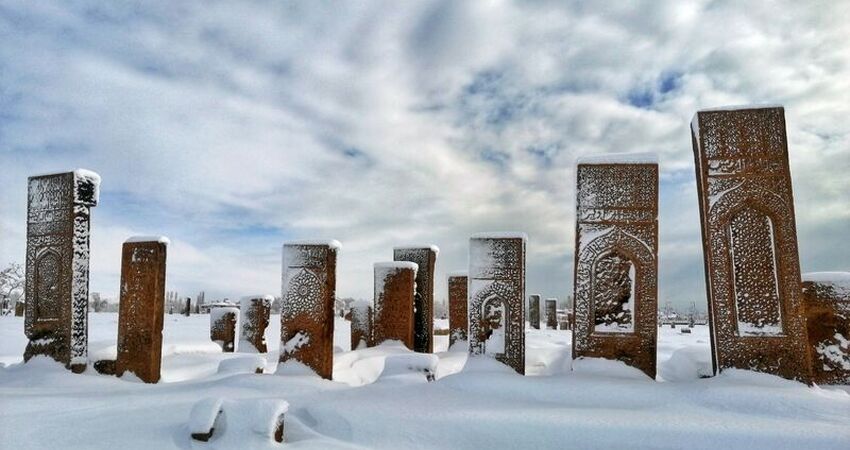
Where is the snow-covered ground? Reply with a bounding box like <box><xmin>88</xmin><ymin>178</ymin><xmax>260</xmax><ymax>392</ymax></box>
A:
<box><xmin>1</xmin><ymin>314</ymin><xmax>848</xmax><ymax>449</ymax></box>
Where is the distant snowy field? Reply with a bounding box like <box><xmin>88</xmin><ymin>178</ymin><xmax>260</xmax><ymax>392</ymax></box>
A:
<box><xmin>1</xmin><ymin>314</ymin><xmax>848</xmax><ymax>449</ymax></box>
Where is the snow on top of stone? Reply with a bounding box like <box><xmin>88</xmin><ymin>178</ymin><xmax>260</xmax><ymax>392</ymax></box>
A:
<box><xmin>447</xmin><ymin>271</ymin><xmax>468</xmax><ymax>278</ymax></box>
<box><xmin>803</xmin><ymin>271</ymin><xmax>850</xmax><ymax>286</ymax></box>
<box><xmin>125</xmin><ymin>235</ymin><xmax>170</xmax><ymax>245</ymax></box>
<box><xmin>470</xmin><ymin>232</ymin><xmax>528</xmax><ymax>241</ymax></box>
<box><xmin>240</xmin><ymin>294</ymin><xmax>274</xmax><ymax>302</ymax></box>
<box><xmin>374</xmin><ymin>261</ymin><xmax>419</xmax><ymax>271</ymax></box>
<box><xmin>188</xmin><ymin>397</ymin><xmax>223</xmax><ymax>434</ymax></box>
<box><xmin>576</xmin><ymin>152</ymin><xmax>658</xmax><ymax>165</ymax></box>
<box><xmin>284</xmin><ymin>239</ymin><xmax>342</xmax><ymax>250</ymax></box>
<box><xmin>393</xmin><ymin>244</ymin><xmax>440</xmax><ymax>255</ymax></box>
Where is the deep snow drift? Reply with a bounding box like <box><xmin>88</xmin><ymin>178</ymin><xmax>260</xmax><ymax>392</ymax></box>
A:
<box><xmin>1</xmin><ymin>314</ymin><xmax>848</xmax><ymax>449</ymax></box>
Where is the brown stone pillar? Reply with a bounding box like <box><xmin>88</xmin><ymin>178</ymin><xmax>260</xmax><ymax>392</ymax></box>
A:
<box><xmin>469</xmin><ymin>233</ymin><xmax>526</xmax><ymax>374</ymax></box>
<box><xmin>802</xmin><ymin>273</ymin><xmax>850</xmax><ymax>385</ymax></box>
<box><xmin>572</xmin><ymin>157</ymin><xmax>659</xmax><ymax>379</ymax></box>
<box><xmin>279</xmin><ymin>240</ymin><xmax>339</xmax><ymax>379</ymax></box>
<box><xmin>545</xmin><ymin>299</ymin><xmax>557</xmax><ymax>330</ymax></box>
<box><xmin>393</xmin><ymin>246</ymin><xmax>438</xmax><ymax>353</ymax></box>
<box><xmin>448</xmin><ymin>273</ymin><xmax>468</xmax><ymax>348</ymax></box>
<box><xmin>239</xmin><ymin>295</ymin><xmax>272</xmax><ymax>353</ymax></box>
<box><xmin>528</xmin><ymin>294</ymin><xmax>541</xmax><ymax>330</ymax></box>
<box><xmin>211</xmin><ymin>307</ymin><xmax>239</xmax><ymax>352</ymax></box>
<box><xmin>372</xmin><ymin>262</ymin><xmax>417</xmax><ymax>349</ymax></box>
<box><xmin>14</xmin><ymin>301</ymin><xmax>25</xmax><ymax>317</ymax></box>
<box><xmin>692</xmin><ymin>106</ymin><xmax>812</xmax><ymax>383</ymax></box>
<box><xmin>349</xmin><ymin>300</ymin><xmax>372</xmax><ymax>350</ymax></box>
<box><xmin>115</xmin><ymin>237</ymin><xmax>168</xmax><ymax>383</ymax></box>
<box><xmin>24</xmin><ymin>169</ymin><xmax>100</xmax><ymax>373</ymax></box>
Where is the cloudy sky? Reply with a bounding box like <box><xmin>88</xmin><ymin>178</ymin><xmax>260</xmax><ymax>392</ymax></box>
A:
<box><xmin>1</xmin><ymin>1</ymin><xmax>848</xmax><ymax>310</ymax></box>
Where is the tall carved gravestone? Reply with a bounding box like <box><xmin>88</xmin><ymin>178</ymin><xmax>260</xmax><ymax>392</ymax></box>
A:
<box><xmin>801</xmin><ymin>272</ymin><xmax>850</xmax><ymax>385</ymax></box>
<box><xmin>239</xmin><ymin>295</ymin><xmax>272</xmax><ymax>353</ymax></box>
<box><xmin>349</xmin><ymin>300</ymin><xmax>372</xmax><ymax>350</ymax></box>
<box><xmin>692</xmin><ymin>106</ymin><xmax>812</xmax><ymax>382</ymax></box>
<box><xmin>372</xmin><ymin>262</ymin><xmax>417</xmax><ymax>349</ymax></box>
<box><xmin>468</xmin><ymin>233</ymin><xmax>526</xmax><ymax>374</ymax></box>
<box><xmin>393</xmin><ymin>246</ymin><xmax>438</xmax><ymax>353</ymax></box>
<box><xmin>211</xmin><ymin>307</ymin><xmax>239</xmax><ymax>352</ymax></box>
<box><xmin>280</xmin><ymin>241</ymin><xmax>339</xmax><ymax>379</ymax></box>
<box><xmin>24</xmin><ymin>170</ymin><xmax>100</xmax><ymax>373</ymax></box>
<box><xmin>115</xmin><ymin>237</ymin><xmax>168</xmax><ymax>383</ymax></box>
<box><xmin>448</xmin><ymin>273</ymin><xmax>468</xmax><ymax>347</ymax></box>
<box><xmin>573</xmin><ymin>156</ymin><xmax>659</xmax><ymax>378</ymax></box>
<box><xmin>528</xmin><ymin>295</ymin><xmax>541</xmax><ymax>330</ymax></box>
<box><xmin>545</xmin><ymin>299</ymin><xmax>557</xmax><ymax>330</ymax></box>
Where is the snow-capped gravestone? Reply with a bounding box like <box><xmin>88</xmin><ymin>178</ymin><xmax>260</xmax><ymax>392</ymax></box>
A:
<box><xmin>393</xmin><ymin>246</ymin><xmax>438</xmax><ymax>353</ymax></box>
<box><xmin>24</xmin><ymin>169</ymin><xmax>100</xmax><ymax>373</ymax></box>
<box><xmin>573</xmin><ymin>156</ymin><xmax>658</xmax><ymax>379</ymax></box>
<box><xmin>528</xmin><ymin>295</ymin><xmax>541</xmax><ymax>330</ymax></box>
<box><xmin>349</xmin><ymin>300</ymin><xmax>372</xmax><ymax>350</ymax></box>
<box><xmin>279</xmin><ymin>241</ymin><xmax>339</xmax><ymax>379</ymax></box>
<box><xmin>448</xmin><ymin>272</ymin><xmax>468</xmax><ymax>347</ymax></box>
<box><xmin>239</xmin><ymin>295</ymin><xmax>272</xmax><ymax>353</ymax></box>
<box><xmin>692</xmin><ymin>106</ymin><xmax>812</xmax><ymax>383</ymax></box>
<box><xmin>801</xmin><ymin>272</ymin><xmax>850</xmax><ymax>385</ymax></box>
<box><xmin>115</xmin><ymin>237</ymin><xmax>168</xmax><ymax>383</ymax></box>
<box><xmin>545</xmin><ymin>299</ymin><xmax>557</xmax><ymax>330</ymax></box>
<box><xmin>372</xmin><ymin>262</ymin><xmax>417</xmax><ymax>349</ymax></box>
<box><xmin>468</xmin><ymin>233</ymin><xmax>526</xmax><ymax>374</ymax></box>
<box><xmin>211</xmin><ymin>307</ymin><xmax>239</xmax><ymax>352</ymax></box>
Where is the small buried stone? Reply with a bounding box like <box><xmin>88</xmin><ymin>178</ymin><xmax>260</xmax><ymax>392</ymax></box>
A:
<box><xmin>93</xmin><ymin>359</ymin><xmax>116</xmax><ymax>375</ymax></box>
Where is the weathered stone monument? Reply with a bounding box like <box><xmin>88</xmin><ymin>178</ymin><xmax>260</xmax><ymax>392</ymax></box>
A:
<box><xmin>239</xmin><ymin>295</ymin><xmax>272</xmax><ymax>353</ymax></box>
<box><xmin>211</xmin><ymin>306</ymin><xmax>239</xmax><ymax>352</ymax></box>
<box><xmin>448</xmin><ymin>272</ymin><xmax>468</xmax><ymax>347</ymax></box>
<box><xmin>573</xmin><ymin>155</ymin><xmax>659</xmax><ymax>379</ymax></box>
<box><xmin>393</xmin><ymin>246</ymin><xmax>438</xmax><ymax>353</ymax></box>
<box><xmin>692</xmin><ymin>106</ymin><xmax>812</xmax><ymax>382</ymax></box>
<box><xmin>545</xmin><ymin>299</ymin><xmax>557</xmax><ymax>330</ymax></box>
<box><xmin>468</xmin><ymin>233</ymin><xmax>526</xmax><ymax>374</ymax></box>
<box><xmin>115</xmin><ymin>236</ymin><xmax>168</xmax><ymax>383</ymax></box>
<box><xmin>14</xmin><ymin>301</ymin><xmax>25</xmax><ymax>317</ymax></box>
<box><xmin>24</xmin><ymin>169</ymin><xmax>100</xmax><ymax>373</ymax></box>
<box><xmin>279</xmin><ymin>240</ymin><xmax>339</xmax><ymax>379</ymax></box>
<box><xmin>349</xmin><ymin>300</ymin><xmax>372</xmax><ymax>350</ymax></box>
<box><xmin>372</xmin><ymin>262</ymin><xmax>417</xmax><ymax>349</ymax></box>
<box><xmin>802</xmin><ymin>272</ymin><xmax>850</xmax><ymax>385</ymax></box>
<box><xmin>528</xmin><ymin>295</ymin><xmax>541</xmax><ymax>330</ymax></box>
<box><xmin>184</xmin><ymin>297</ymin><xmax>191</xmax><ymax>316</ymax></box>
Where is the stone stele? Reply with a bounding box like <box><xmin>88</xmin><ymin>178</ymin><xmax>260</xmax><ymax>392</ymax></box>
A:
<box><xmin>692</xmin><ymin>106</ymin><xmax>812</xmax><ymax>383</ymax></box>
<box><xmin>448</xmin><ymin>273</ymin><xmax>468</xmax><ymax>348</ymax></box>
<box><xmin>802</xmin><ymin>272</ymin><xmax>850</xmax><ymax>385</ymax></box>
<box><xmin>528</xmin><ymin>294</ymin><xmax>541</xmax><ymax>330</ymax></box>
<box><xmin>393</xmin><ymin>246</ymin><xmax>438</xmax><ymax>353</ymax></box>
<box><xmin>349</xmin><ymin>300</ymin><xmax>372</xmax><ymax>350</ymax></box>
<box><xmin>211</xmin><ymin>307</ymin><xmax>239</xmax><ymax>353</ymax></box>
<box><xmin>372</xmin><ymin>262</ymin><xmax>417</xmax><ymax>349</ymax></box>
<box><xmin>545</xmin><ymin>299</ymin><xmax>557</xmax><ymax>330</ymax></box>
<box><xmin>239</xmin><ymin>295</ymin><xmax>272</xmax><ymax>353</ymax></box>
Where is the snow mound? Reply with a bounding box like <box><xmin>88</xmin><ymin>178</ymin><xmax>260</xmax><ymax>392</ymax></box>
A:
<box><xmin>189</xmin><ymin>397</ymin><xmax>224</xmax><ymax>435</ymax></box>
<box><xmin>284</xmin><ymin>239</ymin><xmax>342</xmax><ymax>250</ymax></box>
<box><xmin>572</xmin><ymin>357</ymin><xmax>650</xmax><ymax>380</ymax></box>
<box><xmin>378</xmin><ymin>353</ymin><xmax>439</xmax><ymax>383</ymax></box>
<box><xmin>373</xmin><ymin>261</ymin><xmax>419</xmax><ymax>271</ymax></box>
<box><xmin>217</xmin><ymin>355</ymin><xmax>267</xmax><ymax>375</ymax></box>
<box><xmin>658</xmin><ymin>346</ymin><xmax>713</xmax><ymax>381</ymax></box>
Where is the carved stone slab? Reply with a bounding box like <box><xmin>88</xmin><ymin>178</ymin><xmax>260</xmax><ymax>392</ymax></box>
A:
<box><xmin>545</xmin><ymin>299</ymin><xmax>557</xmax><ymax>330</ymax></box>
<box><xmin>573</xmin><ymin>160</ymin><xmax>658</xmax><ymax>379</ymax></box>
<box><xmin>448</xmin><ymin>273</ymin><xmax>468</xmax><ymax>348</ymax></box>
<box><xmin>24</xmin><ymin>169</ymin><xmax>100</xmax><ymax>373</ymax></box>
<box><xmin>692</xmin><ymin>106</ymin><xmax>812</xmax><ymax>382</ymax></box>
<box><xmin>211</xmin><ymin>307</ymin><xmax>239</xmax><ymax>352</ymax></box>
<box><xmin>372</xmin><ymin>262</ymin><xmax>417</xmax><ymax>349</ymax></box>
<box><xmin>350</xmin><ymin>301</ymin><xmax>372</xmax><ymax>350</ymax></box>
<box><xmin>116</xmin><ymin>238</ymin><xmax>167</xmax><ymax>383</ymax></box>
<box><xmin>240</xmin><ymin>295</ymin><xmax>272</xmax><ymax>353</ymax></box>
<box><xmin>528</xmin><ymin>295</ymin><xmax>540</xmax><ymax>330</ymax></box>
<box><xmin>393</xmin><ymin>246</ymin><xmax>438</xmax><ymax>353</ymax></box>
<box><xmin>280</xmin><ymin>241</ymin><xmax>339</xmax><ymax>379</ymax></box>
<box><xmin>468</xmin><ymin>234</ymin><xmax>526</xmax><ymax>374</ymax></box>
<box><xmin>802</xmin><ymin>273</ymin><xmax>850</xmax><ymax>385</ymax></box>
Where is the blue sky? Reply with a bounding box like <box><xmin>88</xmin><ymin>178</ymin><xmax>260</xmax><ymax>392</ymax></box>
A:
<box><xmin>1</xmin><ymin>1</ymin><xmax>848</xmax><ymax>310</ymax></box>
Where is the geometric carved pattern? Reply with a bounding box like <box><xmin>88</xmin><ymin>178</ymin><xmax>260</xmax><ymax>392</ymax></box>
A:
<box><xmin>24</xmin><ymin>170</ymin><xmax>99</xmax><ymax>373</ymax></box>
<box><xmin>468</xmin><ymin>234</ymin><xmax>525</xmax><ymax>374</ymax></box>
<box><xmin>692</xmin><ymin>106</ymin><xmax>812</xmax><ymax>383</ymax></box>
<box><xmin>372</xmin><ymin>262</ymin><xmax>417</xmax><ymax>350</ymax></box>
<box><xmin>393</xmin><ymin>246</ymin><xmax>438</xmax><ymax>353</ymax></box>
<box><xmin>573</xmin><ymin>161</ymin><xmax>658</xmax><ymax>378</ymax></box>
<box><xmin>448</xmin><ymin>273</ymin><xmax>468</xmax><ymax>348</ymax></box>
<box><xmin>280</xmin><ymin>241</ymin><xmax>338</xmax><ymax>380</ymax></box>
<box><xmin>240</xmin><ymin>295</ymin><xmax>272</xmax><ymax>354</ymax></box>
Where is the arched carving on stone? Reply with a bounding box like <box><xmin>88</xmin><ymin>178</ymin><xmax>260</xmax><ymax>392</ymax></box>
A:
<box><xmin>34</xmin><ymin>247</ymin><xmax>62</xmax><ymax>322</ymax></box>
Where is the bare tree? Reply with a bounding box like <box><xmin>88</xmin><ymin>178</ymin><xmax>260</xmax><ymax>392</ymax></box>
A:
<box><xmin>0</xmin><ymin>263</ymin><xmax>25</xmax><ymax>315</ymax></box>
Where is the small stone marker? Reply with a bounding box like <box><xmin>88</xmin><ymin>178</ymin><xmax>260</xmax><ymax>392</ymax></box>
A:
<box><xmin>448</xmin><ymin>272</ymin><xmax>468</xmax><ymax>347</ymax></box>
<box><xmin>239</xmin><ymin>295</ymin><xmax>272</xmax><ymax>353</ymax></box>
<box><xmin>545</xmin><ymin>299</ymin><xmax>557</xmax><ymax>330</ymax></box>
<box><xmin>802</xmin><ymin>272</ymin><xmax>850</xmax><ymax>385</ymax></box>
<box><xmin>573</xmin><ymin>155</ymin><xmax>659</xmax><ymax>379</ymax></box>
<box><xmin>211</xmin><ymin>307</ymin><xmax>239</xmax><ymax>352</ymax></box>
<box><xmin>393</xmin><ymin>246</ymin><xmax>439</xmax><ymax>353</ymax></box>
<box><xmin>24</xmin><ymin>169</ymin><xmax>100</xmax><ymax>373</ymax></box>
<box><xmin>468</xmin><ymin>233</ymin><xmax>526</xmax><ymax>374</ymax></box>
<box><xmin>372</xmin><ymin>262</ymin><xmax>417</xmax><ymax>349</ymax></box>
<box><xmin>184</xmin><ymin>297</ymin><xmax>191</xmax><ymax>317</ymax></box>
<box><xmin>14</xmin><ymin>301</ymin><xmax>24</xmax><ymax>317</ymax></box>
<box><xmin>528</xmin><ymin>294</ymin><xmax>541</xmax><ymax>330</ymax></box>
<box><xmin>349</xmin><ymin>300</ymin><xmax>372</xmax><ymax>350</ymax></box>
<box><xmin>115</xmin><ymin>236</ymin><xmax>168</xmax><ymax>383</ymax></box>
<box><xmin>280</xmin><ymin>240</ymin><xmax>339</xmax><ymax>379</ymax></box>
<box><xmin>692</xmin><ymin>106</ymin><xmax>812</xmax><ymax>383</ymax></box>
<box><xmin>189</xmin><ymin>398</ymin><xmax>288</xmax><ymax>445</ymax></box>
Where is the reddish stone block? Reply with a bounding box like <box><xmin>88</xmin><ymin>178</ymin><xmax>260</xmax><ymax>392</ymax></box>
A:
<box><xmin>239</xmin><ymin>295</ymin><xmax>272</xmax><ymax>353</ymax></box>
<box><xmin>350</xmin><ymin>301</ymin><xmax>372</xmax><ymax>350</ymax></box>
<box><xmin>394</xmin><ymin>246</ymin><xmax>438</xmax><ymax>353</ymax></box>
<box><xmin>211</xmin><ymin>307</ymin><xmax>239</xmax><ymax>352</ymax></box>
<box><xmin>448</xmin><ymin>273</ymin><xmax>468</xmax><ymax>347</ymax></box>
<box><xmin>802</xmin><ymin>273</ymin><xmax>850</xmax><ymax>385</ymax></box>
<box><xmin>373</xmin><ymin>262</ymin><xmax>417</xmax><ymax>349</ymax></box>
